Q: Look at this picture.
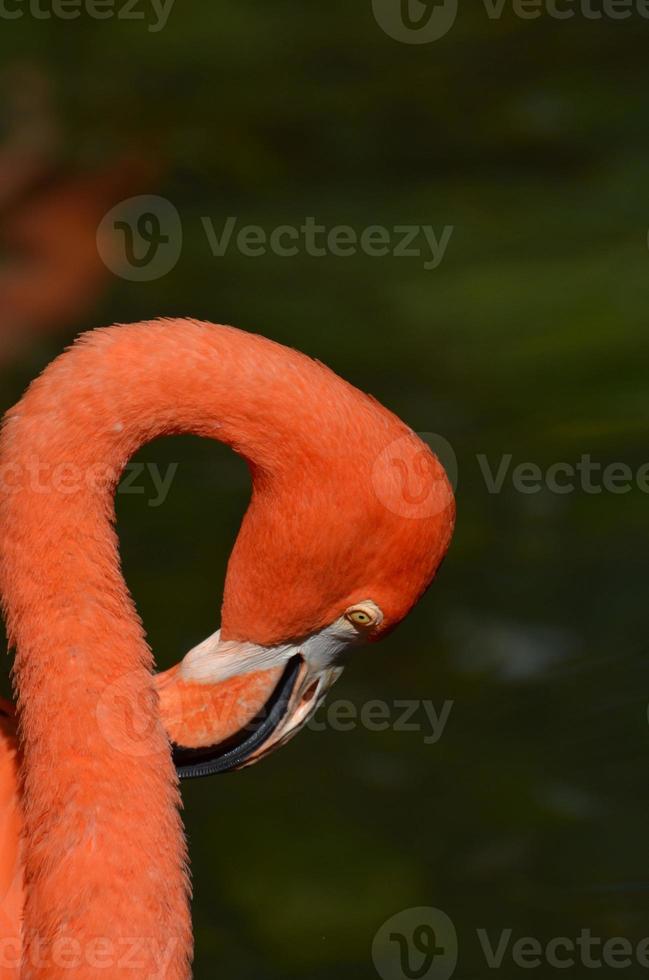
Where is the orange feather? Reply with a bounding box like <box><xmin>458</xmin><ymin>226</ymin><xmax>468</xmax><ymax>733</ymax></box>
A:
<box><xmin>0</xmin><ymin>320</ymin><xmax>454</xmax><ymax>976</ymax></box>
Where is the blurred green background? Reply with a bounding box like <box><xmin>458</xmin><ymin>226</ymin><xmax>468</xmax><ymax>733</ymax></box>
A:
<box><xmin>1</xmin><ymin>2</ymin><xmax>649</xmax><ymax>977</ymax></box>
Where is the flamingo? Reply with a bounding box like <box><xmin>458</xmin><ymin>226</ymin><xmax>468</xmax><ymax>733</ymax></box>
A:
<box><xmin>0</xmin><ymin>155</ymin><xmax>157</xmax><ymax>364</ymax></box>
<box><xmin>0</xmin><ymin>319</ymin><xmax>454</xmax><ymax>978</ymax></box>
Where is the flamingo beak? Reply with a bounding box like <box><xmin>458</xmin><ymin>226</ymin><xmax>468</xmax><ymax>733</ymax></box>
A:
<box><xmin>236</xmin><ymin>657</ymin><xmax>345</xmax><ymax>768</ymax></box>
<box><xmin>155</xmin><ymin>636</ymin><xmax>345</xmax><ymax>779</ymax></box>
<box><xmin>163</xmin><ymin>656</ymin><xmax>305</xmax><ymax>778</ymax></box>
<box><xmin>156</xmin><ymin>602</ymin><xmax>382</xmax><ymax>779</ymax></box>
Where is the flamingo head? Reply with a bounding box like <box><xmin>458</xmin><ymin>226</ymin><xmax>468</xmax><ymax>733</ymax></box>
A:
<box><xmin>159</xmin><ymin>424</ymin><xmax>455</xmax><ymax>778</ymax></box>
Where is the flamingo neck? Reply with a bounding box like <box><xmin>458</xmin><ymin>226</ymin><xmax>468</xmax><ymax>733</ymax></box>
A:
<box><xmin>0</xmin><ymin>319</ymin><xmax>338</xmax><ymax>977</ymax></box>
<box><xmin>0</xmin><ymin>317</ymin><xmax>427</xmax><ymax>976</ymax></box>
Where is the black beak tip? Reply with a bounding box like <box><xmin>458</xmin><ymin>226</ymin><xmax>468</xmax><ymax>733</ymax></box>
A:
<box><xmin>172</xmin><ymin>655</ymin><xmax>302</xmax><ymax>779</ymax></box>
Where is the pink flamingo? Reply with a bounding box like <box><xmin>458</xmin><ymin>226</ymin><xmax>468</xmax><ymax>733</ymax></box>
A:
<box><xmin>0</xmin><ymin>319</ymin><xmax>454</xmax><ymax>977</ymax></box>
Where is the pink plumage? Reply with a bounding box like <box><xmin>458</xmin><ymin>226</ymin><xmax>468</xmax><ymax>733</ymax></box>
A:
<box><xmin>0</xmin><ymin>320</ymin><xmax>454</xmax><ymax>977</ymax></box>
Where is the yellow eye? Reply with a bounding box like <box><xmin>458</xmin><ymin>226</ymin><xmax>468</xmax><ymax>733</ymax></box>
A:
<box><xmin>344</xmin><ymin>601</ymin><xmax>383</xmax><ymax>631</ymax></box>
<box><xmin>346</xmin><ymin>608</ymin><xmax>374</xmax><ymax>627</ymax></box>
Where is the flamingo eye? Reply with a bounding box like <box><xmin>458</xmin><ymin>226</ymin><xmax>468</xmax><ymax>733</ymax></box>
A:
<box><xmin>345</xmin><ymin>607</ymin><xmax>375</xmax><ymax>627</ymax></box>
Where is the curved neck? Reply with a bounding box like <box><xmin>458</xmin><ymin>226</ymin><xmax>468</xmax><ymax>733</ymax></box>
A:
<box><xmin>0</xmin><ymin>318</ymin><xmax>419</xmax><ymax>975</ymax></box>
<box><xmin>0</xmin><ymin>319</ymin><xmax>344</xmax><ymax>976</ymax></box>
